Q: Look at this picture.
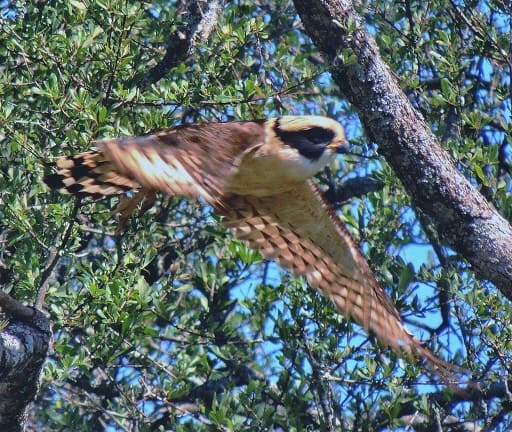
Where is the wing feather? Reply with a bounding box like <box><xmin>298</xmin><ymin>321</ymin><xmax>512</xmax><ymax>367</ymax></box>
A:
<box><xmin>218</xmin><ymin>181</ymin><xmax>462</xmax><ymax>379</ymax></box>
<box><xmin>98</xmin><ymin>121</ymin><xmax>265</xmax><ymax>202</ymax></box>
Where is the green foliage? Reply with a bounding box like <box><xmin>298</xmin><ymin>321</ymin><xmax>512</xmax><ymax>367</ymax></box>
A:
<box><xmin>1</xmin><ymin>0</ymin><xmax>511</xmax><ymax>430</ymax></box>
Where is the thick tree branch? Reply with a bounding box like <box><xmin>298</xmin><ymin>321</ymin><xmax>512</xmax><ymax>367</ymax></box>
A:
<box><xmin>293</xmin><ymin>0</ymin><xmax>512</xmax><ymax>297</ymax></box>
<box><xmin>139</xmin><ymin>0</ymin><xmax>222</xmax><ymax>89</ymax></box>
<box><xmin>0</xmin><ymin>292</ymin><xmax>51</xmax><ymax>432</ymax></box>
<box><xmin>323</xmin><ymin>175</ymin><xmax>384</xmax><ymax>205</ymax></box>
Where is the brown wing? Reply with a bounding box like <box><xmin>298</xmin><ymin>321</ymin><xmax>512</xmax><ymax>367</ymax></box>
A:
<box><xmin>44</xmin><ymin>121</ymin><xmax>266</xmax><ymax>203</ymax></box>
<box><xmin>218</xmin><ymin>180</ymin><xmax>462</xmax><ymax>379</ymax></box>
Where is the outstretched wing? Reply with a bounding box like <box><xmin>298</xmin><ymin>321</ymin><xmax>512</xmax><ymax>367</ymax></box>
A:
<box><xmin>44</xmin><ymin>121</ymin><xmax>266</xmax><ymax>203</ymax></box>
<box><xmin>218</xmin><ymin>180</ymin><xmax>460</xmax><ymax>378</ymax></box>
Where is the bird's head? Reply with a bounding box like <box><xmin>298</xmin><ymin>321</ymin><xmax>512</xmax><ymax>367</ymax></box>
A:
<box><xmin>228</xmin><ymin>116</ymin><xmax>349</xmax><ymax>193</ymax></box>
<box><xmin>265</xmin><ymin>116</ymin><xmax>348</xmax><ymax>180</ymax></box>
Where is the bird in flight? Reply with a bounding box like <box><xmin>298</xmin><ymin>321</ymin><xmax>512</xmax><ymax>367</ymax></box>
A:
<box><xmin>45</xmin><ymin>115</ymin><xmax>461</xmax><ymax>380</ymax></box>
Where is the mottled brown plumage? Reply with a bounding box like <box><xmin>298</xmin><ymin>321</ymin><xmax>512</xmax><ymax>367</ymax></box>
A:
<box><xmin>44</xmin><ymin>116</ymin><xmax>463</xmax><ymax>381</ymax></box>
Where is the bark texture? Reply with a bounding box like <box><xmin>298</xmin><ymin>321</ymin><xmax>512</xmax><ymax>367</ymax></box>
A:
<box><xmin>0</xmin><ymin>292</ymin><xmax>51</xmax><ymax>432</ymax></box>
<box><xmin>293</xmin><ymin>0</ymin><xmax>512</xmax><ymax>297</ymax></box>
<box><xmin>139</xmin><ymin>0</ymin><xmax>222</xmax><ymax>88</ymax></box>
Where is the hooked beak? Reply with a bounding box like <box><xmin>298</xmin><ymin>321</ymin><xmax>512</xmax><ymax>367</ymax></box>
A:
<box><xmin>328</xmin><ymin>139</ymin><xmax>350</xmax><ymax>154</ymax></box>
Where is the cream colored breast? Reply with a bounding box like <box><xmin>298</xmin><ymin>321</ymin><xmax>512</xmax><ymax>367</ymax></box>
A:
<box><xmin>225</xmin><ymin>145</ymin><xmax>335</xmax><ymax>197</ymax></box>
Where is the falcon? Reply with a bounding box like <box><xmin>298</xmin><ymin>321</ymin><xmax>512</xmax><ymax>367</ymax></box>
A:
<box><xmin>44</xmin><ymin>116</ymin><xmax>461</xmax><ymax>379</ymax></box>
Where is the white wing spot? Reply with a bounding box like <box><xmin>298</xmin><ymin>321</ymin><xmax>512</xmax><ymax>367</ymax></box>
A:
<box><xmin>311</xmin><ymin>270</ymin><xmax>322</xmax><ymax>282</ymax></box>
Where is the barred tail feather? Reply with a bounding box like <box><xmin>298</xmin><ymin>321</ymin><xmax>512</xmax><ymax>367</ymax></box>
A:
<box><xmin>44</xmin><ymin>151</ymin><xmax>140</xmax><ymax>197</ymax></box>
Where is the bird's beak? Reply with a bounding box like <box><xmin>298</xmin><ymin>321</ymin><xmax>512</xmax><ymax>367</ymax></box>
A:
<box><xmin>328</xmin><ymin>139</ymin><xmax>350</xmax><ymax>154</ymax></box>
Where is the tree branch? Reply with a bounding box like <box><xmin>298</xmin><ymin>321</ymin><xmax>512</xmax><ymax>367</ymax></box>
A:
<box><xmin>139</xmin><ymin>0</ymin><xmax>222</xmax><ymax>89</ymax></box>
<box><xmin>323</xmin><ymin>174</ymin><xmax>384</xmax><ymax>205</ymax></box>
<box><xmin>372</xmin><ymin>379</ymin><xmax>512</xmax><ymax>431</ymax></box>
<box><xmin>293</xmin><ymin>0</ymin><xmax>512</xmax><ymax>297</ymax></box>
<box><xmin>0</xmin><ymin>291</ymin><xmax>51</xmax><ymax>432</ymax></box>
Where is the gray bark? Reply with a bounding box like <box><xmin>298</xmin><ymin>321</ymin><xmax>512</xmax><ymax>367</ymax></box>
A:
<box><xmin>0</xmin><ymin>292</ymin><xmax>51</xmax><ymax>432</ymax></box>
<box><xmin>139</xmin><ymin>0</ymin><xmax>222</xmax><ymax>88</ymax></box>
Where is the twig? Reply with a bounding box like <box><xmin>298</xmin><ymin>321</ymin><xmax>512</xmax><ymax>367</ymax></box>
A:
<box><xmin>34</xmin><ymin>198</ymin><xmax>80</xmax><ymax>309</ymax></box>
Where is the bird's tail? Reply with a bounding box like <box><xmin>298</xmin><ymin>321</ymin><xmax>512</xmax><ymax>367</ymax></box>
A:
<box><xmin>44</xmin><ymin>151</ymin><xmax>139</xmax><ymax>197</ymax></box>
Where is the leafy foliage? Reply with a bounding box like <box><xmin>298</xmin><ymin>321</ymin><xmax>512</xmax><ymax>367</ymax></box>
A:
<box><xmin>1</xmin><ymin>0</ymin><xmax>511</xmax><ymax>430</ymax></box>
